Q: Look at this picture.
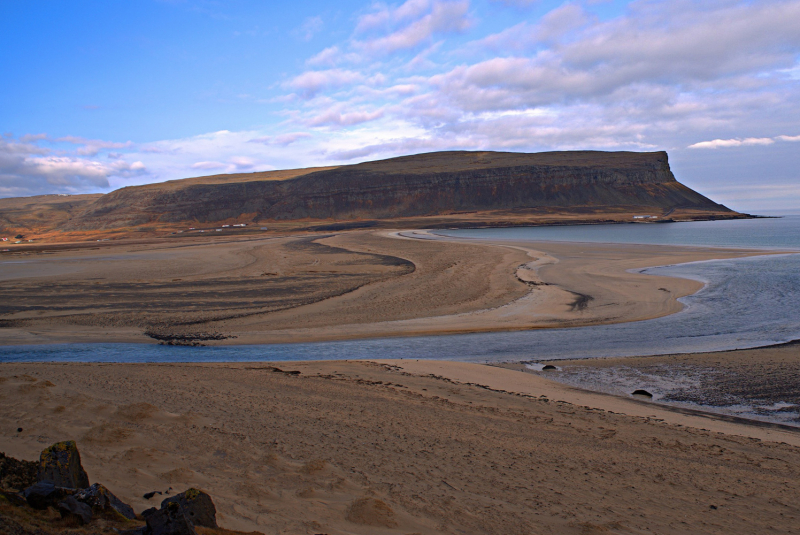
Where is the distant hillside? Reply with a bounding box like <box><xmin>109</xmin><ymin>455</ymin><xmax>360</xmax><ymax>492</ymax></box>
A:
<box><xmin>0</xmin><ymin>193</ymin><xmax>103</xmax><ymax>236</ymax></box>
<box><xmin>59</xmin><ymin>150</ymin><xmax>732</xmax><ymax>230</ymax></box>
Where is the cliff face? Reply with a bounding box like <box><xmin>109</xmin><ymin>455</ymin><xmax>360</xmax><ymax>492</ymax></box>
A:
<box><xmin>66</xmin><ymin>150</ymin><xmax>731</xmax><ymax>229</ymax></box>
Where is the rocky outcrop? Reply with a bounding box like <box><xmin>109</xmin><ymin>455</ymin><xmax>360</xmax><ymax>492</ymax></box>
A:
<box><xmin>145</xmin><ymin>501</ymin><xmax>197</xmax><ymax>535</ymax></box>
<box><xmin>160</xmin><ymin>489</ymin><xmax>217</xmax><ymax>528</ymax></box>
<box><xmin>57</xmin><ymin>495</ymin><xmax>93</xmax><ymax>525</ymax></box>
<box><xmin>37</xmin><ymin>441</ymin><xmax>89</xmax><ymax>489</ymax></box>
<box><xmin>75</xmin><ymin>483</ymin><xmax>137</xmax><ymax>519</ymax></box>
<box><xmin>65</xmin><ymin>150</ymin><xmax>733</xmax><ymax>229</ymax></box>
<box><xmin>22</xmin><ymin>481</ymin><xmax>70</xmax><ymax>510</ymax></box>
<box><xmin>0</xmin><ymin>445</ymin><xmax>225</xmax><ymax>535</ymax></box>
<box><xmin>0</xmin><ymin>452</ymin><xmax>37</xmax><ymax>491</ymax></box>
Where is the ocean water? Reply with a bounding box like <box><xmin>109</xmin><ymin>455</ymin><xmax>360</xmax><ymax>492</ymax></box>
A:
<box><xmin>435</xmin><ymin>215</ymin><xmax>800</xmax><ymax>249</ymax></box>
<box><xmin>1</xmin><ymin>216</ymin><xmax>799</xmax><ymax>363</ymax></box>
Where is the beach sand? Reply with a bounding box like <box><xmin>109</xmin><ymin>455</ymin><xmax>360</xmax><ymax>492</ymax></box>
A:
<box><xmin>1</xmin><ymin>359</ymin><xmax>799</xmax><ymax>534</ymax></box>
<box><xmin>0</xmin><ymin>230</ymin><xmax>771</xmax><ymax>345</ymax></box>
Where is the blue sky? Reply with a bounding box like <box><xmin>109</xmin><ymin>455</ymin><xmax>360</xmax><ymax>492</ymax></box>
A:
<box><xmin>1</xmin><ymin>0</ymin><xmax>799</xmax><ymax>212</ymax></box>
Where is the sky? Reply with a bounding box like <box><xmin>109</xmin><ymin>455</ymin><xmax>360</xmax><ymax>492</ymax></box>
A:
<box><xmin>1</xmin><ymin>0</ymin><xmax>799</xmax><ymax>213</ymax></box>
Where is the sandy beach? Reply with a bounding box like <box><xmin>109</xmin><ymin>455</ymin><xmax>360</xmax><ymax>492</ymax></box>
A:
<box><xmin>2</xmin><ymin>358</ymin><xmax>799</xmax><ymax>534</ymax></box>
<box><xmin>0</xmin><ymin>230</ymin><xmax>773</xmax><ymax>345</ymax></box>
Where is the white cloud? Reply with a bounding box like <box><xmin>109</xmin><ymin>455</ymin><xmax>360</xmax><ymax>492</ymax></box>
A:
<box><xmin>191</xmin><ymin>161</ymin><xmax>227</xmax><ymax>170</ymax></box>
<box><xmin>307</xmin><ymin>46</ymin><xmax>341</xmax><ymax>67</ymax></box>
<box><xmin>307</xmin><ymin>107</ymin><xmax>384</xmax><ymax>127</ymax></box>
<box><xmin>354</xmin><ymin>0</ymin><xmax>472</xmax><ymax>54</ymax></box>
<box><xmin>286</xmin><ymin>69</ymin><xmax>365</xmax><ymax>98</ymax></box>
<box><xmin>689</xmin><ymin>136</ymin><xmax>785</xmax><ymax>149</ymax></box>
<box><xmin>0</xmin><ymin>135</ymin><xmax>146</xmax><ymax>197</ymax></box>
<box><xmin>230</xmin><ymin>157</ymin><xmax>255</xmax><ymax>170</ymax></box>
<box><xmin>57</xmin><ymin>136</ymin><xmax>134</xmax><ymax>156</ymax></box>
<box><xmin>249</xmin><ymin>132</ymin><xmax>313</xmax><ymax>146</ymax></box>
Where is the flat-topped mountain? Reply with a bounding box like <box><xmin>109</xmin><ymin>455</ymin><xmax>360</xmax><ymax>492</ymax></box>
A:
<box><xmin>62</xmin><ymin>150</ymin><xmax>732</xmax><ymax>230</ymax></box>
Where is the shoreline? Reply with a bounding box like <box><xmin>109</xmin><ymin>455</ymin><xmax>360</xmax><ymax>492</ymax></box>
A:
<box><xmin>527</xmin><ymin>341</ymin><xmax>800</xmax><ymax>428</ymax></box>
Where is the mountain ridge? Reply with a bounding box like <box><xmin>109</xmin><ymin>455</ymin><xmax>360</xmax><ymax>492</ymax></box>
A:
<box><xmin>65</xmin><ymin>150</ymin><xmax>733</xmax><ymax>230</ymax></box>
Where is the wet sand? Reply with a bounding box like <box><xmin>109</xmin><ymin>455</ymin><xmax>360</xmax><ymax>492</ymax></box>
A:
<box><xmin>525</xmin><ymin>342</ymin><xmax>800</xmax><ymax>426</ymax></box>
<box><xmin>2</xmin><ymin>359</ymin><xmax>799</xmax><ymax>534</ymax></box>
<box><xmin>0</xmin><ymin>230</ymin><xmax>772</xmax><ymax>345</ymax></box>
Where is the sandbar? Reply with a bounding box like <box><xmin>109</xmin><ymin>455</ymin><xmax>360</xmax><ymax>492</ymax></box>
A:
<box><xmin>0</xmin><ymin>230</ymin><xmax>777</xmax><ymax>345</ymax></box>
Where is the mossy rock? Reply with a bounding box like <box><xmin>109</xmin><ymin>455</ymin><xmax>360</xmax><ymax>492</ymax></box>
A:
<box><xmin>75</xmin><ymin>483</ymin><xmax>136</xmax><ymax>519</ymax></box>
<box><xmin>38</xmin><ymin>441</ymin><xmax>89</xmax><ymax>489</ymax></box>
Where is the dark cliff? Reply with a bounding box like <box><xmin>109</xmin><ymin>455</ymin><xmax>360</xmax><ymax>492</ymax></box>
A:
<box><xmin>66</xmin><ymin>150</ymin><xmax>732</xmax><ymax>229</ymax></box>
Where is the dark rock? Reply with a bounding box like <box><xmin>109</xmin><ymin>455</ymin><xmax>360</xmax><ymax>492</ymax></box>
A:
<box><xmin>541</xmin><ymin>365</ymin><xmax>558</xmax><ymax>371</ymax></box>
<box><xmin>37</xmin><ymin>441</ymin><xmax>89</xmax><ymax>489</ymax></box>
<box><xmin>161</xmin><ymin>489</ymin><xmax>217</xmax><ymax>528</ymax></box>
<box><xmin>16</xmin><ymin>428</ymin><xmax>22</xmax><ymax>433</ymax></box>
<box><xmin>0</xmin><ymin>452</ymin><xmax>38</xmax><ymax>491</ymax></box>
<box><xmin>144</xmin><ymin>491</ymin><xmax>162</xmax><ymax>500</ymax></box>
<box><xmin>23</xmin><ymin>481</ymin><xmax>59</xmax><ymax>509</ymax></box>
<box><xmin>632</xmin><ymin>389</ymin><xmax>653</xmax><ymax>398</ymax></box>
<box><xmin>75</xmin><ymin>483</ymin><xmax>136</xmax><ymax>519</ymax></box>
<box><xmin>141</xmin><ymin>507</ymin><xmax>158</xmax><ymax>519</ymax></box>
<box><xmin>145</xmin><ymin>501</ymin><xmax>197</xmax><ymax>535</ymax></box>
<box><xmin>57</xmin><ymin>495</ymin><xmax>93</xmax><ymax>525</ymax></box>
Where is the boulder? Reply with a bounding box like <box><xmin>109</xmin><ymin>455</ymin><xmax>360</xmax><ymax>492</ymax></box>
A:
<box><xmin>38</xmin><ymin>441</ymin><xmax>89</xmax><ymax>489</ymax></box>
<box><xmin>542</xmin><ymin>365</ymin><xmax>558</xmax><ymax>371</ymax></box>
<box><xmin>74</xmin><ymin>483</ymin><xmax>136</xmax><ymax>519</ymax></box>
<box><xmin>0</xmin><ymin>452</ymin><xmax>38</xmax><ymax>491</ymax></box>
<box><xmin>145</xmin><ymin>501</ymin><xmax>197</xmax><ymax>535</ymax></box>
<box><xmin>632</xmin><ymin>389</ymin><xmax>654</xmax><ymax>399</ymax></box>
<box><xmin>141</xmin><ymin>507</ymin><xmax>158</xmax><ymax>519</ymax></box>
<box><xmin>57</xmin><ymin>495</ymin><xmax>93</xmax><ymax>525</ymax></box>
<box><xmin>23</xmin><ymin>481</ymin><xmax>65</xmax><ymax>509</ymax></box>
<box><xmin>161</xmin><ymin>489</ymin><xmax>217</xmax><ymax>528</ymax></box>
